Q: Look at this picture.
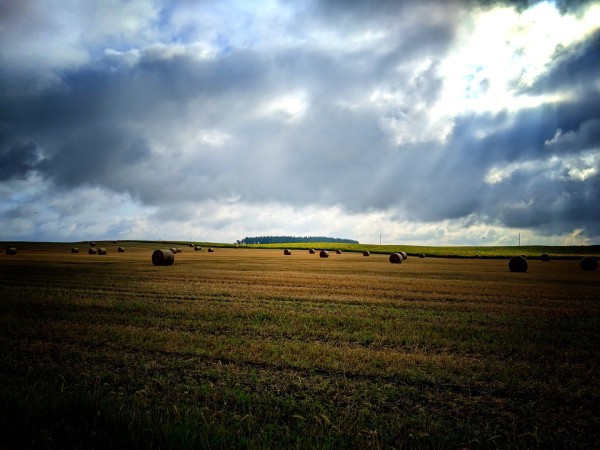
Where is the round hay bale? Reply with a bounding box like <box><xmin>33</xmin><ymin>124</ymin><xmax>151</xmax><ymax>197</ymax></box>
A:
<box><xmin>540</xmin><ymin>253</ymin><xmax>550</xmax><ymax>262</ymax></box>
<box><xmin>118</xmin><ymin>247</ymin><xmax>125</xmax><ymax>252</ymax></box>
<box><xmin>189</xmin><ymin>244</ymin><xmax>194</xmax><ymax>247</ymax></box>
<box><xmin>152</xmin><ymin>249</ymin><xmax>175</xmax><ymax>266</ymax></box>
<box><xmin>400</xmin><ymin>251</ymin><xmax>408</xmax><ymax>260</ymax></box>
<box><xmin>309</xmin><ymin>249</ymin><xmax>315</xmax><ymax>254</ymax></box>
<box><xmin>509</xmin><ymin>256</ymin><xmax>528</xmax><ymax>272</ymax></box>
<box><xmin>208</xmin><ymin>248</ymin><xmax>214</xmax><ymax>252</ymax></box>
<box><xmin>419</xmin><ymin>254</ymin><xmax>426</xmax><ymax>258</ymax></box>
<box><xmin>6</xmin><ymin>247</ymin><xmax>17</xmax><ymax>255</ymax></box>
<box><xmin>319</xmin><ymin>250</ymin><xmax>329</xmax><ymax>258</ymax></box>
<box><xmin>284</xmin><ymin>249</ymin><xmax>292</xmax><ymax>255</ymax></box>
<box><xmin>90</xmin><ymin>242</ymin><xmax>96</xmax><ymax>247</ymax></box>
<box><xmin>71</xmin><ymin>247</ymin><xmax>79</xmax><ymax>253</ymax></box>
<box><xmin>389</xmin><ymin>253</ymin><xmax>402</xmax><ymax>264</ymax></box>
<box><xmin>580</xmin><ymin>256</ymin><xmax>598</xmax><ymax>271</ymax></box>
<box><xmin>194</xmin><ymin>246</ymin><xmax>202</xmax><ymax>251</ymax></box>
<box><xmin>336</xmin><ymin>250</ymin><xmax>342</xmax><ymax>254</ymax></box>
<box><xmin>170</xmin><ymin>248</ymin><xmax>178</xmax><ymax>254</ymax></box>
<box><xmin>112</xmin><ymin>240</ymin><xmax>117</xmax><ymax>244</ymax></box>
<box><xmin>97</xmin><ymin>248</ymin><xmax>107</xmax><ymax>255</ymax></box>
<box><xmin>88</xmin><ymin>248</ymin><xmax>97</xmax><ymax>254</ymax></box>
<box><xmin>363</xmin><ymin>251</ymin><xmax>370</xmax><ymax>256</ymax></box>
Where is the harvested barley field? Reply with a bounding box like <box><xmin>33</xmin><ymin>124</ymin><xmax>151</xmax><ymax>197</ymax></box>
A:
<box><xmin>1</xmin><ymin>242</ymin><xmax>599</xmax><ymax>448</ymax></box>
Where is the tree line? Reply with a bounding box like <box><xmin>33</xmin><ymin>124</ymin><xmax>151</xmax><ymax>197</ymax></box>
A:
<box><xmin>237</xmin><ymin>236</ymin><xmax>359</xmax><ymax>245</ymax></box>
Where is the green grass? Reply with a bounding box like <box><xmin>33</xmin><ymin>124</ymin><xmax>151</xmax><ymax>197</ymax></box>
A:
<box><xmin>217</xmin><ymin>242</ymin><xmax>600</xmax><ymax>259</ymax></box>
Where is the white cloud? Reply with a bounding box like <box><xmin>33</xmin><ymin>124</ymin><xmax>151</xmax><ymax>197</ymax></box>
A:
<box><xmin>259</xmin><ymin>91</ymin><xmax>309</xmax><ymax>122</ymax></box>
<box><xmin>1</xmin><ymin>0</ymin><xmax>599</xmax><ymax>245</ymax></box>
<box><xmin>485</xmin><ymin>150</ymin><xmax>599</xmax><ymax>185</ymax></box>
<box><xmin>439</xmin><ymin>1</ymin><xmax>600</xmax><ymax>114</ymax></box>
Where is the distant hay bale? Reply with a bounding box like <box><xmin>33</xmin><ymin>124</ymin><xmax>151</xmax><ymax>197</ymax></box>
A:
<box><xmin>363</xmin><ymin>251</ymin><xmax>370</xmax><ymax>256</ymax></box>
<box><xmin>336</xmin><ymin>250</ymin><xmax>342</xmax><ymax>254</ymax></box>
<box><xmin>419</xmin><ymin>254</ymin><xmax>426</xmax><ymax>258</ymax></box>
<box><xmin>97</xmin><ymin>248</ymin><xmax>107</xmax><ymax>255</ymax></box>
<box><xmin>88</xmin><ymin>248</ymin><xmax>98</xmax><ymax>254</ymax></box>
<box><xmin>190</xmin><ymin>244</ymin><xmax>194</xmax><ymax>247</ymax></box>
<box><xmin>400</xmin><ymin>251</ymin><xmax>408</xmax><ymax>260</ymax></box>
<box><xmin>170</xmin><ymin>248</ymin><xmax>178</xmax><ymax>254</ymax></box>
<box><xmin>71</xmin><ymin>247</ymin><xmax>79</xmax><ymax>253</ymax></box>
<box><xmin>509</xmin><ymin>256</ymin><xmax>528</xmax><ymax>272</ymax></box>
<box><xmin>152</xmin><ymin>249</ymin><xmax>175</xmax><ymax>266</ymax></box>
<box><xmin>112</xmin><ymin>240</ymin><xmax>117</xmax><ymax>244</ymax></box>
<box><xmin>389</xmin><ymin>253</ymin><xmax>402</xmax><ymax>264</ymax></box>
<box><xmin>118</xmin><ymin>247</ymin><xmax>125</xmax><ymax>252</ymax></box>
<box><xmin>540</xmin><ymin>253</ymin><xmax>551</xmax><ymax>262</ymax></box>
<box><xmin>208</xmin><ymin>248</ymin><xmax>214</xmax><ymax>252</ymax></box>
<box><xmin>284</xmin><ymin>249</ymin><xmax>292</xmax><ymax>255</ymax></box>
<box><xmin>6</xmin><ymin>247</ymin><xmax>17</xmax><ymax>255</ymax></box>
<box><xmin>194</xmin><ymin>246</ymin><xmax>202</xmax><ymax>251</ymax></box>
<box><xmin>580</xmin><ymin>256</ymin><xmax>598</xmax><ymax>271</ymax></box>
<box><xmin>309</xmin><ymin>249</ymin><xmax>315</xmax><ymax>254</ymax></box>
<box><xmin>90</xmin><ymin>242</ymin><xmax>96</xmax><ymax>247</ymax></box>
<box><xmin>319</xmin><ymin>250</ymin><xmax>329</xmax><ymax>258</ymax></box>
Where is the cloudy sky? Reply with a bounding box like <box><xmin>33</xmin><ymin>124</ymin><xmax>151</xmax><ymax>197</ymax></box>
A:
<box><xmin>1</xmin><ymin>0</ymin><xmax>599</xmax><ymax>245</ymax></box>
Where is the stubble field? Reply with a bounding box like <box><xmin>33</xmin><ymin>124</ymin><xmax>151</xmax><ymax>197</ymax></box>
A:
<box><xmin>1</xmin><ymin>242</ymin><xmax>599</xmax><ymax>448</ymax></box>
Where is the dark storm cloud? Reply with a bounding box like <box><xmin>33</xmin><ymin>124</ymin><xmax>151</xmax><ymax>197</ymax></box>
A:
<box><xmin>0</xmin><ymin>123</ymin><xmax>41</xmax><ymax>180</ymax></box>
<box><xmin>462</xmin><ymin>0</ymin><xmax>597</xmax><ymax>12</ymax></box>
<box><xmin>491</xmin><ymin>170</ymin><xmax>600</xmax><ymax>235</ymax></box>
<box><xmin>0</xmin><ymin>141</ymin><xmax>40</xmax><ymax>181</ymax></box>
<box><xmin>0</xmin><ymin>46</ymin><xmax>275</xmax><ymax>200</ymax></box>
<box><xmin>38</xmin><ymin>130</ymin><xmax>151</xmax><ymax>189</ymax></box>
<box><xmin>1</xmin><ymin>0</ymin><xmax>599</xmax><ymax>243</ymax></box>
<box><xmin>544</xmin><ymin>119</ymin><xmax>600</xmax><ymax>154</ymax></box>
<box><xmin>526</xmin><ymin>30</ymin><xmax>600</xmax><ymax>95</ymax></box>
<box><xmin>398</xmin><ymin>90</ymin><xmax>600</xmax><ymax>232</ymax></box>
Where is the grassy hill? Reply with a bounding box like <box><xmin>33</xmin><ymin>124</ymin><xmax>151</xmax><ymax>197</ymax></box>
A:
<box><xmin>229</xmin><ymin>242</ymin><xmax>600</xmax><ymax>259</ymax></box>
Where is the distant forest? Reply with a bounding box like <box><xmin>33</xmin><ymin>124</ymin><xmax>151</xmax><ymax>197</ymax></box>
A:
<box><xmin>238</xmin><ymin>236</ymin><xmax>359</xmax><ymax>244</ymax></box>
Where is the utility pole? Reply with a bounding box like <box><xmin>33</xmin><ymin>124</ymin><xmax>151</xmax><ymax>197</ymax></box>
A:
<box><xmin>519</xmin><ymin>233</ymin><xmax>521</xmax><ymax>246</ymax></box>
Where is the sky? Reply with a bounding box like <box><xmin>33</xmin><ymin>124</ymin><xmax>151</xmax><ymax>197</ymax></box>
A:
<box><xmin>1</xmin><ymin>0</ymin><xmax>599</xmax><ymax>246</ymax></box>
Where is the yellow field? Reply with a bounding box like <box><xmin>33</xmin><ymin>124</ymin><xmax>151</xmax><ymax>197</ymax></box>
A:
<box><xmin>1</xmin><ymin>242</ymin><xmax>599</xmax><ymax>448</ymax></box>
